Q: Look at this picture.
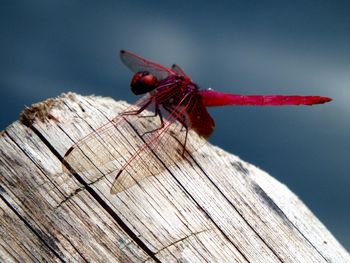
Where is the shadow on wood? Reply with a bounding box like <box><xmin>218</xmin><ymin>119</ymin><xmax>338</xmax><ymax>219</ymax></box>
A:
<box><xmin>0</xmin><ymin>93</ymin><xmax>349</xmax><ymax>262</ymax></box>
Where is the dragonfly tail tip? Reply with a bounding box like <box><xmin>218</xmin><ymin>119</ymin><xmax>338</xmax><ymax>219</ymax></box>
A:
<box><xmin>320</xmin><ymin>96</ymin><xmax>332</xmax><ymax>103</ymax></box>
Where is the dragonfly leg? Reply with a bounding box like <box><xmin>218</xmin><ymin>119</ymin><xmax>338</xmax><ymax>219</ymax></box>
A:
<box><xmin>138</xmin><ymin>102</ymin><xmax>159</xmax><ymax>118</ymax></box>
<box><xmin>163</xmin><ymin>105</ymin><xmax>188</xmax><ymax>157</ymax></box>
<box><xmin>140</xmin><ymin>104</ymin><xmax>165</xmax><ymax>137</ymax></box>
<box><xmin>121</xmin><ymin>99</ymin><xmax>152</xmax><ymax>116</ymax></box>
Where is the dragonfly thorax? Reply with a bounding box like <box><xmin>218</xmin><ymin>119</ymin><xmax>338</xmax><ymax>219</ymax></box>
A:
<box><xmin>131</xmin><ymin>71</ymin><xmax>158</xmax><ymax>95</ymax></box>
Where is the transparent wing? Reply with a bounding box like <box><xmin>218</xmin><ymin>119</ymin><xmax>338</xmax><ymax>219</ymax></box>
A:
<box><xmin>120</xmin><ymin>50</ymin><xmax>176</xmax><ymax>81</ymax></box>
<box><xmin>171</xmin><ymin>64</ymin><xmax>190</xmax><ymax>79</ymax></box>
<box><xmin>63</xmin><ymin>91</ymin><xmax>208</xmax><ymax>195</ymax></box>
<box><xmin>110</xmin><ymin>93</ymin><xmax>208</xmax><ymax>194</ymax></box>
<box><xmin>62</xmin><ymin>94</ymin><xmax>154</xmax><ymax>177</ymax></box>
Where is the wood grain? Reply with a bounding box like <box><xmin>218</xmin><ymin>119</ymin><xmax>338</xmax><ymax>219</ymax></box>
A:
<box><xmin>0</xmin><ymin>92</ymin><xmax>348</xmax><ymax>263</ymax></box>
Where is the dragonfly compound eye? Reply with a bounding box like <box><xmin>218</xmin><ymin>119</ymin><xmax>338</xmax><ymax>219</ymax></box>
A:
<box><xmin>131</xmin><ymin>71</ymin><xmax>158</xmax><ymax>95</ymax></box>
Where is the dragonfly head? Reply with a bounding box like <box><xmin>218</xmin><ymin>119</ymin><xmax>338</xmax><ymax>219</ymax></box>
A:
<box><xmin>131</xmin><ymin>71</ymin><xmax>158</xmax><ymax>95</ymax></box>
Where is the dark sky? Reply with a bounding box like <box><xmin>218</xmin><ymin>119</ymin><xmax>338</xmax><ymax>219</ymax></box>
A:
<box><xmin>1</xmin><ymin>1</ymin><xmax>349</xmax><ymax>250</ymax></box>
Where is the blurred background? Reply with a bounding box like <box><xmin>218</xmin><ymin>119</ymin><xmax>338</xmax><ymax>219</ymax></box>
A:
<box><xmin>1</xmin><ymin>0</ymin><xmax>349</xmax><ymax>250</ymax></box>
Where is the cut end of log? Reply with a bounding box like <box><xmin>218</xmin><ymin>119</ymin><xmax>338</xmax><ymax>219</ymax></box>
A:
<box><xmin>1</xmin><ymin>92</ymin><xmax>348</xmax><ymax>263</ymax></box>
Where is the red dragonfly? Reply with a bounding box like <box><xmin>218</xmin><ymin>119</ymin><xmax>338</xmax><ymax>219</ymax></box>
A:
<box><xmin>64</xmin><ymin>50</ymin><xmax>332</xmax><ymax>194</ymax></box>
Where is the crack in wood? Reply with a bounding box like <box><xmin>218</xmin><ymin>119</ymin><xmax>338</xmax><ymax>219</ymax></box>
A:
<box><xmin>190</xmin><ymin>155</ymin><xmax>284</xmax><ymax>263</ymax></box>
<box><xmin>117</xmin><ymin>118</ymin><xmax>252</xmax><ymax>262</ymax></box>
<box><xmin>29</xmin><ymin>125</ymin><xmax>162</xmax><ymax>263</ymax></box>
<box><xmin>0</xmin><ymin>192</ymin><xmax>65</xmax><ymax>262</ymax></box>
<box><xmin>253</xmin><ymin>182</ymin><xmax>331</xmax><ymax>262</ymax></box>
<box><xmin>152</xmin><ymin>228</ymin><xmax>211</xmax><ymax>257</ymax></box>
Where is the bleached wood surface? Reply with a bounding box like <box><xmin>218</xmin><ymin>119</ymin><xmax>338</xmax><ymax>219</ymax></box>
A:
<box><xmin>0</xmin><ymin>92</ymin><xmax>348</xmax><ymax>263</ymax></box>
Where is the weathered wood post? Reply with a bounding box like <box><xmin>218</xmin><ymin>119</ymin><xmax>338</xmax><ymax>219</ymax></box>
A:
<box><xmin>0</xmin><ymin>93</ymin><xmax>349</xmax><ymax>262</ymax></box>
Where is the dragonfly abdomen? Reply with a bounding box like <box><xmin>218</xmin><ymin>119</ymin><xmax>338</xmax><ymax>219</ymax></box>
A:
<box><xmin>200</xmin><ymin>90</ymin><xmax>332</xmax><ymax>106</ymax></box>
